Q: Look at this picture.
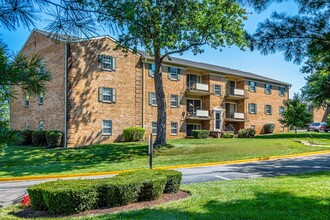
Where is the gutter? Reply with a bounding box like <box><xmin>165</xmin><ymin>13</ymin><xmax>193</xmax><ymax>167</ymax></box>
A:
<box><xmin>64</xmin><ymin>42</ymin><xmax>68</xmax><ymax>147</ymax></box>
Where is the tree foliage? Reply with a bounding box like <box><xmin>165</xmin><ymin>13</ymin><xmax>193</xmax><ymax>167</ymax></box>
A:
<box><xmin>279</xmin><ymin>94</ymin><xmax>313</xmax><ymax>133</ymax></box>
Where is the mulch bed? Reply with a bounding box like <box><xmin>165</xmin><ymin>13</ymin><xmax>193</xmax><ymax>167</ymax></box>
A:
<box><xmin>15</xmin><ymin>190</ymin><xmax>190</xmax><ymax>218</ymax></box>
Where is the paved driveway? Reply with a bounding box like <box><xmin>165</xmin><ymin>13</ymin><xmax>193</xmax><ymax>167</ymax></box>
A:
<box><xmin>1</xmin><ymin>153</ymin><xmax>329</xmax><ymax>207</ymax></box>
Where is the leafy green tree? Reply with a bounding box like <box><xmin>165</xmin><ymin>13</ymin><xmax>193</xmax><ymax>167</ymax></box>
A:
<box><xmin>279</xmin><ymin>94</ymin><xmax>313</xmax><ymax>134</ymax></box>
<box><xmin>326</xmin><ymin>114</ymin><xmax>330</xmax><ymax>126</ymax></box>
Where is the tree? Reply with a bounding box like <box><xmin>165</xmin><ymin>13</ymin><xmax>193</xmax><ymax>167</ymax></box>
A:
<box><xmin>244</xmin><ymin>0</ymin><xmax>329</xmax><ymax>106</ymax></box>
<box><xmin>279</xmin><ymin>94</ymin><xmax>313</xmax><ymax>134</ymax></box>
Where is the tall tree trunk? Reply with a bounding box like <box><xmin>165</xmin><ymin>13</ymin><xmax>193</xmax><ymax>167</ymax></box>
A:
<box><xmin>153</xmin><ymin>50</ymin><xmax>167</xmax><ymax>147</ymax></box>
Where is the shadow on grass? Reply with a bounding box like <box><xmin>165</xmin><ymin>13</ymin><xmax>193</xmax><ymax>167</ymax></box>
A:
<box><xmin>98</xmin><ymin>191</ymin><xmax>330</xmax><ymax>220</ymax></box>
<box><xmin>0</xmin><ymin>143</ymin><xmax>149</xmax><ymax>177</ymax></box>
<box><xmin>254</xmin><ymin>132</ymin><xmax>330</xmax><ymax>139</ymax></box>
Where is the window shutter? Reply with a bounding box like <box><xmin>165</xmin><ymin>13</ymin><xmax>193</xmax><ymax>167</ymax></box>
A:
<box><xmin>264</xmin><ymin>105</ymin><xmax>267</xmax><ymax>114</ymax></box>
<box><xmin>99</xmin><ymin>88</ymin><xmax>103</xmax><ymax>102</ymax></box>
<box><xmin>148</xmin><ymin>64</ymin><xmax>153</xmax><ymax>77</ymax></box>
<box><xmin>248</xmin><ymin>103</ymin><xmax>251</xmax><ymax>113</ymax></box>
<box><xmin>177</xmin><ymin>69</ymin><xmax>181</xmax><ymax>80</ymax></box>
<box><xmin>98</xmin><ymin>55</ymin><xmax>103</xmax><ymax>63</ymax></box>
<box><xmin>109</xmin><ymin>120</ymin><xmax>113</xmax><ymax>134</ymax></box>
<box><xmin>112</xmin><ymin>88</ymin><xmax>116</xmax><ymax>103</ymax></box>
<box><xmin>168</xmin><ymin>67</ymin><xmax>171</xmax><ymax>79</ymax></box>
<box><xmin>213</xmin><ymin>84</ymin><xmax>216</xmax><ymax>94</ymax></box>
<box><xmin>177</xmin><ymin>96</ymin><xmax>180</xmax><ymax>107</ymax></box>
<box><xmin>220</xmin><ymin>85</ymin><xmax>223</xmax><ymax>96</ymax></box>
<box><xmin>270</xmin><ymin>106</ymin><xmax>272</xmax><ymax>114</ymax></box>
<box><xmin>255</xmin><ymin>104</ymin><xmax>257</xmax><ymax>113</ymax></box>
<box><xmin>149</xmin><ymin>92</ymin><xmax>152</xmax><ymax>105</ymax></box>
<box><xmin>111</xmin><ymin>57</ymin><xmax>116</xmax><ymax>71</ymax></box>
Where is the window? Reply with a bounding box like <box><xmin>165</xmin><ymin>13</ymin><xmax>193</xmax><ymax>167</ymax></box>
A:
<box><xmin>265</xmin><ymin>84</ymin><xmax>272</xmax><ymax>94</ymax></box>
<box><xmin>148</xmin><ymin>64</ymin><xmax>155</xmax><ymax>77</ymax></box>
<box><xmin>152</xmin><ymin>122</ymin><xmax>157</xmax><ymax>135</ymax></box>
<box><xmin>25</xmin><ymin>122</ymin><xmax>29</xmax><ymax>130</ymax></box>
<box><xmin>39</xmin><ymin>121</ymin><xmax>44</xmax><ymax>130</ymax></box>
<box><xmin>248</xmin><ymin>103</ymin><xmax>257</xmax><ymax>114</ymax></box>
<box><xmin>25</xmin><ymin>94</ymin><xmax>29</xmax><ymax>107</ymax></box>
<box><xmin>39</xmin><ymin>93</ymin><xmax>44</xmax><ymax>105</ymax></box>
<box><xmin>39</xmin><ymin>60</ymin><xmax>45</xmax><ymax>75</ymax></box>
<box><xmin>249</xmin><ymin>81</ymin><xmax>256</xmax><ymax>92</ymax></box>
<box><xmin>214</xmin><ymin>110</ymin><xmax>222</xmax><ymax>130</ymax></box>
<box><xmin>279</xmin><ymin>106</ymin><xmax>285</xmax><ymax>116</ymax></box>
<box><xmin>99</xmin><ymin>88</ymin><xmax>116</xmax><ymax>103</ymax></box>
<box><xmin>170</xmin><ymin>122</ymin><xmax>178</xmax><ymax>135</ymax></box>
<box><xmin>279</xmin><ymin>87</ymin><xmax>286</xmax><ymax>96</ymax></box>
<box><xmin>170</xmin><ymin>94</ymin><xmax>180</xmax><ymax>107</ymax></box>
<box><xmin>280</xmin><ymin>126</ymin><xmax>285</xmax><ymax>132</ymax></box>
<box><xmin>265</xmin><ymin>105</ymin><xmax>272</xmax><ymax>115</ymax></box>
<box><xmin>213</xmin><ymin>85</ymin><xmax>222</xmax><ymax>96</ymax></box>
<box><xmin>168</xmin><ymin>67</ymin><xmax>180</xmax><ymax>80</ymax></box>
<box><xmin>149</xmin><ymin>92</ymin><xmax>157</xmax><ymax>106</ymax></box>
<box><xmin>99</xmin><ymin>54</ymin><xmax>116</xmax><ymax>71</ymax></box>
<box><xmin>102</xmin><ymin>120</ymin><xmax>112</xmax><ymax>135</ymax></box>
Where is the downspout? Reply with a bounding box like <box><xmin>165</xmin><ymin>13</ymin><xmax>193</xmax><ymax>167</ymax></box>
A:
<box><xmin>142</xmin><ymin>59</ymin><xmax>146</xmax><ymax>128</ymax></box>
<box><xmin>64</xmin><ymin>41</ymin><xmax>68</xmax><ymax>147</ymax></box>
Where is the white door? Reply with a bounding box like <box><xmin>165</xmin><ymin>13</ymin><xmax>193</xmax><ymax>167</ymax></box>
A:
<box><xmin>214</xmin><ymin>109</ymin><xmax>223</xmax><ymax>131</ymax></box>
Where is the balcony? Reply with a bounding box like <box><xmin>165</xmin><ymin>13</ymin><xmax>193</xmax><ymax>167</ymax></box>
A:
<box><xmin>226</xmin><ymin>87</ymin><xmax>248</xmax><ymax>99</ymax></box>
<box><xmin>186</xmin><ymin>83</ymin><xmax>211</xmax><ymax>96</ymax></box>
<box><xmin>226</xmin><ymin>112</ymin><xmax>248</xmax><ymax>122</ymax></box>
<box><xmin>186</xmin><ymin>110</ymin><xmax>212</xmax><ymax>120</ymax></box>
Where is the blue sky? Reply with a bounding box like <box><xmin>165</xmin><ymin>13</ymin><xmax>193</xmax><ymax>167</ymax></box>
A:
<box><xmin>1</xmin><ymin>2</ymin><xmax>304</xmax><ymax>98</ymax></box>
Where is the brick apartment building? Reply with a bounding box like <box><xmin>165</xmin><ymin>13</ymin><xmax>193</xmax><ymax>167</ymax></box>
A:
<box><xmin>10</xmin><ymin>30</ymin><xmax>291</xmax><ymax>147</ymax></box>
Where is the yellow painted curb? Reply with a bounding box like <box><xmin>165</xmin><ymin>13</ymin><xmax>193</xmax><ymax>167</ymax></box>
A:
<box><xmin>1</xmin><ymin>149</ymin><xmax>330</xmax><ymax>182</ymax></box>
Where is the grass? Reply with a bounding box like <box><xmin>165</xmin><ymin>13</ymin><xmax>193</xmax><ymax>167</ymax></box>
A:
<box><xmin>1</xmin><ymin>171</ymin><xmax>329</xmax><ymax>219</ymax></box>
<box><xmin>0</xmin><ymin>132</ymin><xmax>329</xmax><ymax>178</ymax></box>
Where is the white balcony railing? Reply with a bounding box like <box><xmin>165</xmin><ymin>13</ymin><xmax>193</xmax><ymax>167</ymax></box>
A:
<box><xmin>196</xmin><ymin>110</ymin><xmax>209</xmax><ymax>117</ymax></box>
<box><xmin>233</xmin><ymin>112</ymin><xmax>244</xmax><ymax>119</ymax></box>
<box><xmin>192</xmin><ymin>83</ymin><xmax>209</xmax><ymax>92</ymax></box>
<box><xmin>227</xmin><ymin>87</ymin><xmax>245</xmax><ymax>96</ymax></box>
<box><xmin>233</xmin><ymin>88</ymin><xmax>244</xmax><ymax>96</ymax></box>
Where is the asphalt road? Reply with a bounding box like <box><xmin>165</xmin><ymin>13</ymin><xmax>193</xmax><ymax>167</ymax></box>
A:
<box><xmin>1</xmin><ymin>153</ymin><xmax>329</xmax><ymax>207</ymax></box>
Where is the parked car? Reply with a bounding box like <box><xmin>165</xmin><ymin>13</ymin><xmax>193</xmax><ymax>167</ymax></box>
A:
<box><xmin>307</xmin><ymin>122</ymin><xmax>328</xmax><ymax>132</ymax></box>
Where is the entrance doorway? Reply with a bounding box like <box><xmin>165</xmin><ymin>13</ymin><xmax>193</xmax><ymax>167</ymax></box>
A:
<box><xmin>186</xmin><ymin>124</ymin><xmax>201</xmax><ymax>136</ymax></box>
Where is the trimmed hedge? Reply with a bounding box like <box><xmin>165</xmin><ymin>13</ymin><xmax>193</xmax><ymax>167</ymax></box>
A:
<box><xmin>123</xmin><ymin>127</ymin><xmax>145</xmax><ymax>142</ymax></box>
<box><xmin>27</xmin><ymin>170</ymin><xmax>182</xmax><ymax>215</ymax></box>
<box><xmin>247</xmin><ymin>128</ymin><xmax>256</xmax><ymax>137</ymax></box>
<box><xmin>263</xmin><ymin>123</ymin><xmax>275</xmax><ymax>134</ymax></box>
<box><xmin>192</xmin><ymin>130</ymin><xmax>210</xmax><ymax>139</ymax></box>
<box><xmin>222</xmin><ymin>132</ymin><xmax>234</xmax><ymax>138</ymax></box>
<box><xmin>19</xmin><ymin>130</ymin><xmax>33</xmax><ymax>145</ymax></box>
<box><xmin>46</xmin><ymin>130</ymin><xmax>63</xmax><ymax>148</ymax></box>
<box><xmin>237</xmin><ymin>128</ymin><xmax>256</xmax><ymax>138</ymax></box>
<box><xmin>32</xmin><ymin>131</ymin><xmax>47</xmax><ymax>146</ymax></box>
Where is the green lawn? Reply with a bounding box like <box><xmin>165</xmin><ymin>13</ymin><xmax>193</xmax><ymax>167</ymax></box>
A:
<box><xmin>0</xmin><ymin>132</ymin><xmax>329</xmax><ymax>178</ymax></box>
<box><xmin>1</xmin><ymin>172</ymin><xmax>330</xmax><ymax>219</ymax></box>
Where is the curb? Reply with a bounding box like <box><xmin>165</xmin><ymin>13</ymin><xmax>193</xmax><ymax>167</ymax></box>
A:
<box><xmin>1</xmin><ymin>149</ymin><xmax>330</xmax><ymax>182</ymax></box>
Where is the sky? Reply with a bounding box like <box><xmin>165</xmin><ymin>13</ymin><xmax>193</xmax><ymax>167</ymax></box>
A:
<box><xmin>1</xmin><ymin>2</ymin><xmax>305</xmax><ymax>98</ymax></box>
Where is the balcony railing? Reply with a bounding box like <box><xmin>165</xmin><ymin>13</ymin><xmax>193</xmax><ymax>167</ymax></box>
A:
<box><xmin>186</xmin><ymin>110</ymin><xmax>212</xmax><ymax>120</ymax></box>
<box><xmin>226</xmin><ymin>87</ymin><xmax>248</xmax><ymax>99</ymax></box>
<box><xmin>186</xmin><ymin>82</ymin><xmax>210</xmax><ymax>95</ymax></box>
<box><xmin>226</xmin><ymin>112</ymin><xmax>247</xmax><ymax>121</ymax></box>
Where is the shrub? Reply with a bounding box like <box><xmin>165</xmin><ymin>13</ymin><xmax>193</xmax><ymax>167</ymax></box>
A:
<box><xmin>32</xmin><ymin>131</ymin><xmax>47</xmax><ymax>146</ymax></box>
<box><xmin>222</xmin><ymin>132</ymin><xmax>234</xmax><ymax>138</ymax></box>
<box><xmin>42</xmin><ymin>180</ymin><xmax>98</xmax><ymax>215</ymax></box>
<box><xmin>263</xmin><ymin>123</ymin><xmax>275</xmax><ymax>134</ymax></box>
<box><xmin>21</xmin><ymin>195</ymin><xmax>32</xmax><ymax>208</ymax></box>
<box><xmin>246</xmin><ymin>128</ymin><xmax>256</xmax><ymax>137</ymax></box>
<box><xmin>154</xmin><ymin>170</ymin><xmax>182</xmax><ymax>193</ymax></box>
<box><xmin>138</xmin><ymin>175</ymin><xmax>167</xmax><ymax>201</ymax></box>
<box><xmin>237</xmin><ymin>129</ymin><xmax>248</xmax><ymax>138</ymax></box>
<box><xmin>46</xmin><ymin>130</ymin><xmax>63</xmax><ymax>148</ymax></box>
<box><xmin>123</xmin><ymin>127</ymin><xmax>145</xmax><ymax>142</ymax></box>
<box><xmin>192</xmin><ymin>130</ymin><xmax>210</xmax><ymax>139</ymax></box>
<box><xmin>19</xmin><ymin>130</ymin><xmax>33</xmax><ymax>145</ymax></box>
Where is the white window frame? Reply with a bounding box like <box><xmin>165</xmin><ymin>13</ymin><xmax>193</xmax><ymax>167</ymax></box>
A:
<box><xmin>39</xmin><ymin>93</ymin><xmax>44</xmax><ymax>105</ymax></box>
<box><xmin>279</xmin><ymin>106</ymin><xmax>285</xmax><ymax>116</ymax></box>
<box><xmin>99</xmin><ymin>88</ymin><xmax>116</xmax><ymax>103</ymax></box>
<box><xmin>250</xmin><ymin>125</ymin><xmax>256</xmax><ymax>130</ymax></box>
<box><xmin>249</xmin><ymin>103</ymin><xmax>257</xmax><ymax>114</ymax></box>
<box><xmin>100</xmin><ymin>55</ymin><xmax>116</xmax><ymax>71</ymax></box>
<box><xmin>265</xmin><ymin>105</ymin><xmax>272</xmax><ymax>115</ymax></box>
<box><xmin>170</xmin><ymin>122</ymin><xmax>178</xmax><ymax>135</ymax></box>
<box><xmin>168</xmin><ymin>67</ymin><xmax>179</xmax><ymax>80</ymax></box>
<box><xmin>214</xmin><ymin>108</ymin><xmax>223</xmax><ymax>131</ymax></box>
<box><xmin>39</xmin><ymin>120</ymin><xmax>44</xmax><ymax>130</ymax></box>
<box><xmin>170</xmin><ymin>94</ymin><xmax>179</xmax><ymax>108</ymax></box>
<box><xmin>265</xmin><ymin>84</ymin><xmax>272</xmax><ymax>94</ymax></box>
<box><xmin>213</xmin><ymin>85</ymin><xmax>222</xmax><ymax>96</ymax></box>
<box><xmin>149</xmin><ymin>92</ymin><xmax>157</xmax><ymax>106</ymax></box>
<box><xmin>279</xmin><ymin>87</ymin><xmax>286</xmax><ymax>96</ymax></box>
<box><xmin>152</xmin><ymin>122</ymin><xmax>157</xmax><ymax>135</ymax></box>
<box><xmin>25</xmin><ymin>122</ymin><xmax>30</xmax><ymax>130</ymax></box>
<box><xmin>249</xmin><ymin>81</ymin><xmax>256</xmax><ymax>92</ymax></box>
<box><xmin>102</xmin><ymin>120</ymin><xmax>112</xmax><ymax>135</ymax></box>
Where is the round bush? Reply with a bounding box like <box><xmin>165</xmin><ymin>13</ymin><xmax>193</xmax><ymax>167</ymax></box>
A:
<box><xmin>19</xmin><ymin>130</ymin><xmax>33</xmax><ymax>145</ymax></box>
<box><xmin>246</xmin><ymin>128</ymin><xmax>256</xmax><ymax>137</ymax></box>
<box><xmin>123</xmin><ymin>127</ymin><xmax>145</xmax><ymax>142</ymax></box>
<box><xmin>46</xmin><ymin>130</ymin><xmax>63</xmax><ymax>148</ymax></box>
<box><xmin>32</xmin><ymin>131</ymin><xmax>47</xmax><ymax>146</ymax></box>
<box><xmin>222</xmin><ymin>132</ymin><xmax>234</xmax><ymax>138</ymax></box>
<box><xmin>263</xmin><ymin>123</ymin><xmax>275</xmax><ymax>134</ymax></box>
<box><xmin>237</xmin><ymin>129</ymin><xmax>248</xmax><ymax>138</ymax></box>
<box><xmin>192</xmin><ymin>130</ymin><xmax>210</xmax><ymax>139</ymax></box>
